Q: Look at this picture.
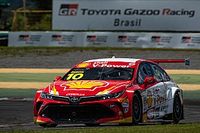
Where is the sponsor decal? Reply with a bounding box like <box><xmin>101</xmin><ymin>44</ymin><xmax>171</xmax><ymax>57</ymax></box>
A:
<box><xmin>59</xmin><ymin>4</ymin><xmax>79</xmax><ymax>16</ymax></box>
<box><xmin>80</xmin><ymin>8</ymin><xmax>195</xmax><ymax>18</ymax></box>
<box><xmin>181</xmin><ymin>36</ymin><xmax>200</xmax><ymax>47</ymax></box>
<box><xmin>151</xmin><ymin>36</ymin><xmax>161</xmax><ymax>43</ymax></box>
<box><xmin>151</xmin><ymin>36</ymin><xmax>172</xmax><ymax>45</ymax></box>
<box><xmin>66</xmin><ymin>81</ymin><xmax>106</xmax><ymax>89</ymax></box>
<box><xmin>66</xmin><ymin>70</ymin><xmax>85</xmax><ymax>80</ymax></box>
<box><xmin>51</xmin><ymin>34</ymin><xmax>74</xmax><ymax>44</ymax></box>
<box><xmin>66</xmin><ymin>93</ymin><xmax>85</xmax><ymax>96</ymax></box>
<box><xmin>162</xmin><ymin>8</ymin><xmax>195</xmax><ymax>18</ymax></box>
<box><xmin>118</xmin><ymin>35</ymin><xmax>139</xmax><ymax>43</ymax></box>
<box><xmin>147</xmin><ymin>90</ymin><xmax>153</xmax><ymax>108</ymax></box>
<box><xmin>147</xmin><ymin>109</ymin><xmax>154</xmax><ymax>119</ymax></box>
<box><xmin>76</xmin><ymin>62</ymin><xmax>90</xmax><ymax>68</ymax></box>
<box><xmin>86</xmin><ymin>35</ymin><xmax>96</xmax><ymax>42</ymax></box>
<box><xmin>69</xmin><ymin>96</ymin><xmax>80</xmax><ymax>103</ymax></box>
<box><xmin>182</xmin><ymin>36</ymin><xmax>192</xmax><ymax>43</ymax></box>
<box><xmin>81</xmin><ymin>9</ymin><xmax>121</xmax><ymax>16</ymax></box>
<box><xmin>18</xmin><ymin>34</ymin><xmax>30</xmax><ymax>41</ymax></box>
<box><xmin>52</xmin><ymin>34</ymin><xmax>62</xmax><ymax>41</ymax></box>
<box><xmin>114</xmin><ymin>18</ymin><xmax>142</xmax><ymax>27</ymax></box>
<box><xmin>147</xmin><ymin>109</ymin><xmax>165</xmax><ymax>119</ymax></box>
<box><xmin>86</xmin><ymin>35</ymin><xmax>108</xmax><ymax>44</ymax></box>
<box><xmin>190</xmin><ymin>37</ymin><xmax>200</xmax><ymax>44</ymax></box>
<box><xmin>18</xmin><ymin>34</ymin><xmax>41</xmax><ymax>44</ymax></box>
<box><xmin>118</xmin><ymin>35</ymin><xmax>128</xmax><ymax>42</ymax></box>
<box><xmin>182</xmin><ymin>36</ymin><xmax>200</xmax><ymax>46</ymax></box>
<box><xmin>93</xmin><ymin>62</ymin><xmax>134</xmax><ymax>68</ymax></box>
<box><xmin>121</xmin><ymin>98</ymin><xmax>129</xmax><ymax>113</ymax></box>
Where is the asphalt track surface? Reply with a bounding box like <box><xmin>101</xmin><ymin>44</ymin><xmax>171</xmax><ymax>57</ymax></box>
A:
<box><xmin>0</xmin><ymin>100</ymin><xmax>199</xmax><ymax>130</ymax></box>
<box><xmin>0</xmin><ymin>49</ymin><xmax>199</xmax><ymax>69</ymax></box>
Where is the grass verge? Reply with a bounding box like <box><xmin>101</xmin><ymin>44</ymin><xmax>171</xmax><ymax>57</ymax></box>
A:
<box><xmin>0</xmin><ymin>89</ymin><xmax>36</xmax><ymax>98</ymax></box>
<box><xmin>0</xmin><ymin>73</ymin><xmax>64</xmax><ymax>82</ymax></box>
<box><xmin>2</xmin><ymin>123</ymin><xmax>200</xmax><ymax>133</ymax></box>
<box><xmin>183</xmin><ymin>90</ymin><xmax>200</xmax><ymax>100</ymax></box>
<box><xmin>170</xmin><ymin>74</ymin><xmax>200</xmax><ymax>84</ymax></box>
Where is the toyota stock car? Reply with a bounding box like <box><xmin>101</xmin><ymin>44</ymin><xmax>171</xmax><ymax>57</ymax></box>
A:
<box><xmin>34</xmin><ymin>57</ymin><xmax>189</xmax><ymax>127</ymax></box>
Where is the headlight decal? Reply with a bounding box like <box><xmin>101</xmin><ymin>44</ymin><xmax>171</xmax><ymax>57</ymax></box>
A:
<box><xmin>50</xmin><ymin>85</ymin><xmax>59</xmax><ymax>96</ymax></box>
<box><xmin>99</xmin><ymin>90</ymin><xmax>125</xmax><ymax>100</ymax></box>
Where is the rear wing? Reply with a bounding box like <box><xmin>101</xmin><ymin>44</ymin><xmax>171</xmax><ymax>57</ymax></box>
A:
<box><xmin>149</xmin><ymin>58</ymin><xmax>190</xmax><ymax>66</ymax></box>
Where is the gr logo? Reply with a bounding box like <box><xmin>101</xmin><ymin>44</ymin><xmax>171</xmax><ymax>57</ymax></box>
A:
<box><xmin>59</xmin><ymin>4</ymin><xmax>79</xmax><ymax>16</ymax></box>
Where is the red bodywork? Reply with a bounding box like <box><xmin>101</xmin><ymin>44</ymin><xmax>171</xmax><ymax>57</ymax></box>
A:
<box><xmin>33</xmin><ymin>58</ymin><xmax>186</xmax><ymax>125</ymax></box>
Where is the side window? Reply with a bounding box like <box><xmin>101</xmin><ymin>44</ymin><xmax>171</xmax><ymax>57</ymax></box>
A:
<box><xmin>137</xmin><ymin>63</ymin><xmax>153</xmax><ymax>84</ymax></box>
<box><xmin>150</xmin><ymin>64</ymin><xmax>170</xmax><ymax>82</ymax></box>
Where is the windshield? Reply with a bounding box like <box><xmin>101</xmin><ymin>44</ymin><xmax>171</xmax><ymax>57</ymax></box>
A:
<box><xmin>63</xmin><ymin>67</ymin><xmax>134</xmax><ymax>80</ymax></box>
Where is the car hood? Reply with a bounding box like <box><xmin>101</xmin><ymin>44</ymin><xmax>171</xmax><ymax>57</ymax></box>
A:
<box><xmin>43</xmin><ymin>80</ymin><xmax>131</xmax><ymax>97</ymax></box>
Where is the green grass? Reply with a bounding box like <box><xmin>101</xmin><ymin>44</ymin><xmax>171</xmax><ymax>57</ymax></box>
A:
<box><xmin>184</xmin><ymin>90</ymin><xmax>200</xmax><ymax>100</ymax></box>
<box><xmin>2</xmin><ymin>123</ymin><xmax>200</xmax><ymax>133</ymax></box>
<box><xmin>0</xmin><ymin>73</ymin><xmax>64</xmax><ymax>82</ymax></box>
<box><xmin>170</xmin><ymin>74</ymin><xmax>200</xmax><ymax>84</ymax></box>
<box><xmin>0</xmin><ymin>89</ymin><xmax>36</xmax><ymax>98</ymax></box>
<box><xmin>0</xmin><ymin>73</ymin><xmax>199</xmax><ymax>84</ymax></box>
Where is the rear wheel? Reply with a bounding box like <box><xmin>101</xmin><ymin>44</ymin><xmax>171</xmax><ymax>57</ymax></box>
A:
<box><xmin>173</xmin><ymin>92</ymin><xmax>183</xmax><ymax>124</ymax></box>
<box><xmin>132</xmin><ymin>93</ymin><xmax>142</xmax><ymax>125</ymax></box>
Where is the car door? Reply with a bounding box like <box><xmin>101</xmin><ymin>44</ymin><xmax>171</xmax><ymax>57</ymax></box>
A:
<box><xmin>138</xmin><ymin>62</ymin><xmax>166</xmax><ymax>120</ymax></box>
<box><xmin>149</xmin><ymin>63</ymin><xmax>170</xmax><ymax>119</ymax></box>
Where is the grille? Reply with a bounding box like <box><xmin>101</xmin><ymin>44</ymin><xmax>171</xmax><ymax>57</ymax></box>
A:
<box><xmin>40</xmin><ymin>104</ymin><xmax>115</xmax><ymax>123</ymax></box>
<box><xmin>52</xmin><ymin>95</ymin><xmax>104</xmax><ymax>103</ymax></box>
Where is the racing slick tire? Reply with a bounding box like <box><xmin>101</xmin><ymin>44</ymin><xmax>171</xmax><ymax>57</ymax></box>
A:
<box><xmin>39</xmin><ymin>123</ymin><xmax>57</xmax><ymax>128</ymax></box>
<box><xmin>172</xmin><ymin>92</ymin><xmax>183</xmax><ymax>124</ymax></box>
<box><xmin>132</xmin><ymin>93</ymin><xmax>142</xmax><ymax>125</ymax></box>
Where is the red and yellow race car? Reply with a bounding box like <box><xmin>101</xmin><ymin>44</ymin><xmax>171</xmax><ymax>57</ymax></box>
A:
<box><xmin>34</xmin><ymin>58</ymin><xmax>188</xmax><ymax>127</ymax></box>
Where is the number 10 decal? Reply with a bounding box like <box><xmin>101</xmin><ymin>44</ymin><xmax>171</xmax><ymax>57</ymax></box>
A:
<box><xmin>67</xmin><ymin>73</ymin><xmax>84</xmax><ymax>80</ymax></box>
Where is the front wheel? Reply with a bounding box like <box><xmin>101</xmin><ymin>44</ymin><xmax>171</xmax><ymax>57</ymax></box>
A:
<box><xmin>173</xmin><ymin>92</ymin><xmax>183</xmax><ymax>124</ymax></box>
<box><xmin>132</xmin><ymin>93</ymin><xmax>142</xmax><ymax>125</ymax></box>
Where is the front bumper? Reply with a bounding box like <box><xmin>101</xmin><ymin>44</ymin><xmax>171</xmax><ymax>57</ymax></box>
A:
<box><xmin>34</xmin><ymin>95</ymin><xmax>132</xmax><ymax>124</ymax></box>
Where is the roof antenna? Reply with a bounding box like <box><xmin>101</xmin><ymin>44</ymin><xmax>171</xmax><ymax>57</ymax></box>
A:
<box><xmin>112</xmin><ymin>56</ymin><xmax>115</xmax><ymax>58</ymax></box>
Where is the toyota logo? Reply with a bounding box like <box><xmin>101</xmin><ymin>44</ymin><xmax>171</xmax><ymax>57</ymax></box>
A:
<box><xmin>69</xmin><ymin>97</ymin><xmax>80</xmax><ymax>103</ymax></box>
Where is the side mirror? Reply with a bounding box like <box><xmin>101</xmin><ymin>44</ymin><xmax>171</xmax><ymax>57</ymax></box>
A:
<box><xmin>54</xmin><ymin>76</ymin><xmax>62</xmax><ymax>81</ymax></box>
<box><xmin>144</xmin><ymin>76</ymin><xmax>156</xmax><ymax>85</ymax></box>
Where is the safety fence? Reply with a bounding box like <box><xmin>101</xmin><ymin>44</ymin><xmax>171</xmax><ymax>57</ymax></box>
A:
<box><xmin>8</xmin><ymin>32</ymin><xmax>200</xmax><ymax>49</ymax></box>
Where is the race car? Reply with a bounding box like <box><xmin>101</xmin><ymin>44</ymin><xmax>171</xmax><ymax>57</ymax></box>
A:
<box><xmin>34</xmin><ymin>57</ymin><xmax>188</xmax><ymax>127</ymax></box>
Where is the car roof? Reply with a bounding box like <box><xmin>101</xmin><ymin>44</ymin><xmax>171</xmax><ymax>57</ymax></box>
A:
<box><xmin>85</xmin><ymin>58</ymin><xmax>140</xmax><ymax>63</ymax></box>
